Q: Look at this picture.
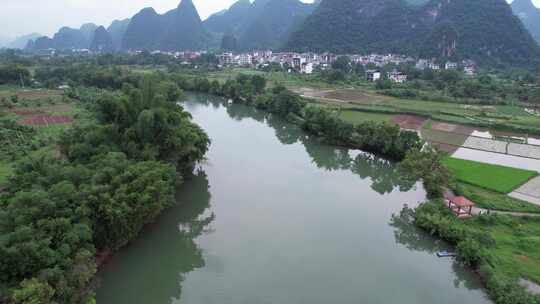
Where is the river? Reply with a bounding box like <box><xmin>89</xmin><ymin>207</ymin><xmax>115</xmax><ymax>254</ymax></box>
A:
<box><xmin>96</xmin><ymin>93</ymin><xmax>491</xmax><ymax>304</ymax></box>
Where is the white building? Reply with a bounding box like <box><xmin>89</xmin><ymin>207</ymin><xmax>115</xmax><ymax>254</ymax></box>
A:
<box><xmin>301</xmin><ymin>62</ymin><xmax>314</xmax><ymax>74</ymax></box>
<box><xmin>464</xmin><ymin>66</ymin><xmax>476</xmax><ymax>76</ymax></box>
<box><xmin>445</xmin><ymin>62</ymin><xmax>458</xmax><ymax>70</ymax></box>
<box><xmin>428</xmin><ymin>62</ymin><xmax>441</xmax><ymax>70</ymax></box>
<box><xmin>237</xmin><ymin>54</ymin><xmax>252</xmax><ymax>66</ymax></box>
<box><xmin>218</xmin><ymin>53</ymin><xmax>234</xmax><ymax>66</ymax></box>
<box><xmin>366</xmin><ymin>70</ymin><xmax>382</xmax><ymax>82</ymax></box>
<box><xmin>387</xmin><ymin>70</ymin><xmax>408</xmax><ymax>83</ymax></box>
<box><xmin>292</xmin><ymin>56</ymin><xmax>306</xmax><ymax>69</ymax></box>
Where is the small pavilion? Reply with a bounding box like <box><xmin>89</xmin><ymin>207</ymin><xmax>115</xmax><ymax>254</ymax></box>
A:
<box><xmin>447</xmin><ymin>196</ymin><xmax>475</xmax><ymax>218</ymax></box>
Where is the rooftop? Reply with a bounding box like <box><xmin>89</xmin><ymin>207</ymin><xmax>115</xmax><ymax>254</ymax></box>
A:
<box><xmin>449</xmin><ymin>196</ymin><xmax>475</xmax><ymax>207</ymax></box>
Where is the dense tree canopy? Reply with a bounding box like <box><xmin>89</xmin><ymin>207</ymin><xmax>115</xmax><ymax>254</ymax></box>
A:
<box><xmin>0</xmin><ymin>77</ymin><xmax>209</xmax><ymax>303</ymax></box>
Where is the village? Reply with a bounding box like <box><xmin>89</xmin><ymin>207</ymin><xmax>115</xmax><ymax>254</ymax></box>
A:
<box><xmin>215</xmin><ymin>51</ymin><xmax>478</xmax><ymax>82</ymax></box>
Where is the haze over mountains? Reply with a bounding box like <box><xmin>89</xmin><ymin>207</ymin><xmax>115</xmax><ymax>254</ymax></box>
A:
<box><xmin>511</xmin><ymin>0</ymin><xmax>540</xmax><ymax>43</ymax></box>
<box><xmin>19</xmin><ymin>0</ymin><xmax>540</xmax><ymax>65</ymax></box>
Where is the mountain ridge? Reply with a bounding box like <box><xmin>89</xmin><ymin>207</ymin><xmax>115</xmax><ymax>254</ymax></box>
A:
<box><xmin>511</xmin><ymin>0</ymin><xmax>540</xmax><ymax>44</ymax></box>
<box><xmin>285</xmin><ymin>0</ymin><xmax>540</xmax><ymax>65</ymax></box>
<box><xmin>122</xmin><ymin>0</ymin><xmax>209</xmax><ymax>51</ymax></box>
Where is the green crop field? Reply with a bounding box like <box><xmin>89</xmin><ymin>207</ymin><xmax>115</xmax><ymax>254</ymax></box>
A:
<box><xmin>338</xmin><ymin>110</ymin><xmax>395</xmax><ymax>125</ymax></box>
<box><xmin>456</xmin><ymin>182</ymin><xmax>540</xmax><ymax>213</ymax></box>
<box><xmin>444</xmin><ymin>158</ymin><xmax>538</xmax><ymax>193</ymax></box>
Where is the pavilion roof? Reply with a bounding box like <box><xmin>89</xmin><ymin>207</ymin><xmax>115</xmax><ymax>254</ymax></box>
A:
<box><xmin>450</xmin><ymin>196</ymin><xmax>475</xmax><ymax>207</ymax></box>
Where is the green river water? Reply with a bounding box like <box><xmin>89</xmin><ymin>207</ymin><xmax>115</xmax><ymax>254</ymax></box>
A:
<box><xmin>96</xmin><ymin>93</ymin><xmax>491</xmax><ymax>304</ymax></box>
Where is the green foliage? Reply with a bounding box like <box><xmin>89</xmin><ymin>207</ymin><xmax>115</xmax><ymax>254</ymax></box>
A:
<box><xmin>321</xmin><ymin>69</ymin><xmax>346</xmax><ymax>83</ymax></box>
<box><xmin>0</xmin><ymin>66</ymin><xmax>30</xmax><ymax>86</ymax></box>
<box><xmin>303</xmin><ymin>106</ymin><xmax>423</xmax><ymax>160</ymax></box>
<box><xmin>414</xmin><ymin>201</ymin><xmax>540</xmax><ymax>304</ymax></box>
<box><xmin>331</xmin><ymin>56</ymin><xmax>352</xmax><ymax>73</ymax></box>
<box><xmin>454</xmin><ymin>182</ymin><xmax>540</xmax><ymax>213</ymax></box>
<box><xmin>0</xmin><ymin>118</ymin><xmax>37</xmax><ymax>161</ymax></box>
<box><xmin>12</xmin><ymin>278</ymin><xmax>57</xmax><ymax>304</ymax></box>
<box><xmin>35</xmin><ymin>65</ymin><xmax>144</xmax><ymax>90</ymax></box>
<box><xmin>60</xmin><ymin>78</ymin><xmax>210</xmax><ymax>171</ymax></box>
<box><xmin>254</xmin><ymin>85</ymin><xmax>306</xmax><ymax>118</ymax></box>
<box><xmin>375</xmin><ymin>79</ymin><xmax>393</xmax><ymax>90</ymax></box>
<box><xmin>399</xmin><ymin>147</ymin><xmax>451</xmax><ymax>198</ymax></box>
<box><xmin>443</xmin><ymin>158</ymin><xmax>538</xmax><ymax>194</ymax></box>
<box><xmin>0</xmin><ymin>77</ymin><xmax>209</xmax><ymax>303</ymax></box>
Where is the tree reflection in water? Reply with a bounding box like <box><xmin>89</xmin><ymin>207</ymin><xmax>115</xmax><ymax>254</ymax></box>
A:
<box><xmin>217</xmin><ymin>97</ymin><xmax>416</xmax><ymax>195</ymax></box>
<box><xmin>96</xmin><ymin>170</ymin><xmax>215</xmax><ymax>304</ymax></box>
<box><xmin>389</xmin><ymin>205</ymin><xmax>485</xmax><ymax>291</ymax></box>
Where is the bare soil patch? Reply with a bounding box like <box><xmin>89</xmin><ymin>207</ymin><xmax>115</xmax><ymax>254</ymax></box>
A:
<box><xmin>20</xmin><ymin>115</ymin><xmax>73</xmax><ymax>126</ymax></box>
<box><xmin>12</xmin><ymin>109</ymin><xmax>47</xmax><ymax>116</ymax></box>
<box><xmin>324</xmin><ymin>89</ymin><xmax>380</xmax><ymax>103</ymax></box>
<box><xmin>392</xmin><ymin>115</ymin><xmax>427</xmax><ymax>130</ymax></box>
<box><xmin>431</xmin><ymin>122</ymin><xmax>476</xmax><ymax>135</ymax></box>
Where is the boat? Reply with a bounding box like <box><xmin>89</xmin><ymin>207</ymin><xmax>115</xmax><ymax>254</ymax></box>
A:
<box><xmin>436</xmin><ymin>251</ymin><xmax>456</xmax><ymax>258</ymax></box>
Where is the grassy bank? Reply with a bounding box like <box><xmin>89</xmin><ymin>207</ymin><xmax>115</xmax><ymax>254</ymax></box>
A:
<box><xmin>444</xmin><ymin>158</ymin><xmax>538</xmax><ymax>194</ymax></box>
<box><xmin>415</xmin><ymin>201</ymin><xmax>540</xmax><ymax>304</ymax></box>
<box><xmin>455</xmin><ymin>182</ymin><xmax>540</xmax><ymax>213</ymax></box>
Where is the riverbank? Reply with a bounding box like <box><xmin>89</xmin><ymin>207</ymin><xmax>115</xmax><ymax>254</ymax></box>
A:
<box><xmin>414</xmin><ymin>201</ymin><xmax>540</xmax><ymax>304</ymax></box>
<box><xmin>96</xmin><ymin>94</ymin><xmax>490</xmax><ymax>304</ymax></box>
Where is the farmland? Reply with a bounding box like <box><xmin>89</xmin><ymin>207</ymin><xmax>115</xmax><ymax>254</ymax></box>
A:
<box><xmin>456</xmin><ymin>182</ymin><xmax>540</xmax><ymax>213</ymax></box>
<box><xmin>0</xmin><ymin>87</ymin><xmax>82</xmax><ymax>184</ymax></box>
<box><xmin>444</xmin><ymin>158</ymin><xmax>538</xmax><ymax>193</ymax></box>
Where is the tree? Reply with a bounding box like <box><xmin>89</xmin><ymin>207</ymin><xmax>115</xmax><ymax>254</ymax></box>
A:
<box><xmin>332</xmin><ymin>56</ymin><xmax>351</xmax><ymax>73</ymax></box>
<box><xmin>399</xmin><ymin>146</ymin><xmax>451</xmax><ymax>198</ymax></box>
<box><xmin>12</xmin><ymin>279</ymin><xmax>57</xmax><ymax>304</ymax></box>
<box><xmin>375</xmin><ymin>79</ymin><xmax>393</xmax><ymax>90</ymax></box>
<box><xmin>251</xmin><ymin>75</ymin><xmax>267</xmax><ymax>94</ymax></box>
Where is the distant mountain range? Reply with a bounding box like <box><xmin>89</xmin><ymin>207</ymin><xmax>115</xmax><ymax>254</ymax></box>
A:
<box><xmin>20</xmin><ymin>0</ymin><xmax>540</xmax><ymax>65</ymax></box>
<box><xmin>1</xmin><ymin>33</ymin><xmax>42</xmax><ymax>49</ymax></box>
<box><xmin>204</xmin><ymin>0</ymin><xmax>320</xmax><ymax>50</ymax></box>
<box><xmin>28</xmin><ymin>23</ymin><xmax>98</xmax><ymax>50</ymax></box>
<box><xmin>511</xmin><ymin>0</ymin><xmax>540</xmax><ymax>44</ymax></box>
<box><xmin>122</xmin><ymin>0</ymin><xmax>209</xmax><ymax>51</ymax></box>
<box><xmin>286</xmin><ymin>0</ymin><xmax>540</xmax><ymax>65</ymax></box>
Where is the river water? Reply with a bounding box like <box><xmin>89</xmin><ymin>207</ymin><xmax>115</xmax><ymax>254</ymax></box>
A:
<box><xmin>96</xmin><ymin>93</ymin><xmax>491</xmax><ymax>304</ymax></box>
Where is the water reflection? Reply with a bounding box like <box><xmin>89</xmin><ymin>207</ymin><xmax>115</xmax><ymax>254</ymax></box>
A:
<box><xmin>96</xmin><ymin>170</ymin><xmax>214</xmax><ymax>304</ymax></box>
<box><xmin>351</xmin><ymin>153</ymin><xmax>415</xmax><ymax>194</ymax></box>
<box><xmin>389</xmin><ymin>205</ymin><xmax>485</xmax><ymax>291</ymax></box>
<box><xmin>218</xmin><ymin>99</ymin><xmax>414</xmax><ymax>195</ymax></box>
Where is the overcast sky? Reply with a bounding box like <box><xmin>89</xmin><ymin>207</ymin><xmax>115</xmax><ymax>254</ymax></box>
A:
<box><xmin>0</xmin><ymin>0</ymin><xmax>535</xmax><ymax>39</ymax></box>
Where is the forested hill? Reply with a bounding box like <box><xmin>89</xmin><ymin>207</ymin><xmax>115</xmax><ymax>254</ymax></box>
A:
<box><xmin>122</xmin><ymin>0</ymin><xmax>209</xmax><ymax>51</ymax></box>
<box><xmin>29</xmin><ymin>23</ymin><xmax>98</xmax><ymax>51</ymax></box>
<box><xmin>107</xmin><ymin>19</ymin><xmax>131</xmax><ymax>50</ymax></box>
<box><xmin>286</xmin><ymin>0</ymin><xmax>540</xmax><ymax>66</ymax></box>
<box><xmin>203</xmin><ymin>0</ymin><xmax>318</xmax><ymax>50</ymax></box>
<box><xmin>511</xmin><ymin>0</ymin><xmax>540</xmax><ymax>44</ymax></box>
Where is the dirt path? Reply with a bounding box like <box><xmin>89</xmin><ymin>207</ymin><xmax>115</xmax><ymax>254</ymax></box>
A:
<box><xmin>510</xmin><ymin>176</ymin><xmax>540</xmax><ymax>206</ymax></box>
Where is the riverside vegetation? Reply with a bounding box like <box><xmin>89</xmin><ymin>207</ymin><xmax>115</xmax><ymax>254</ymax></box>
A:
<box><xmin>0</xmin><ymin>61</ymin><xmax>539</xmax><ymax>304</ymax></box>
<box><xmin>178</xmin><ymin>72</ymin><xmax>540</xmax><ymax>304</ymax></box>
<box><xmin>0</xmin><ymin>75</ymin><xmax>209</xmax><ymax>303</ymax></box>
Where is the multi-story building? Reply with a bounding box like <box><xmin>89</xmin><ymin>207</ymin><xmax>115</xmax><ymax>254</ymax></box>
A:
<box><xmin>445</xmin><ymin>62</ymin><xmax>458</xmax><ymax>70</ymax></box>
<box><xmin>387</xmin><ymin>70</ymin><xmax>408</xmax><ymax>83</ymax></box>
<box><xmin>366</xmin><ymin>70</ymin><xmax>382</xmax><ymax>82</ymax></box>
